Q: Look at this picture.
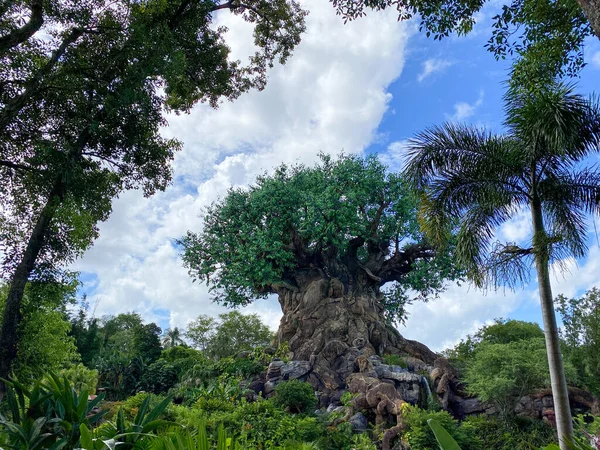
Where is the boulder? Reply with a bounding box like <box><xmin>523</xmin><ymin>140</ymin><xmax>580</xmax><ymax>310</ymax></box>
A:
<box><xmin>349</xmin><ymin>412</ymin><xmax>368</xmax><ymax>431</ymax></box>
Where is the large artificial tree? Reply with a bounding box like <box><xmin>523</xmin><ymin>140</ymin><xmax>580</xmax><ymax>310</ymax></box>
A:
<box><xmin>405</xmin><ymin>83</ymin><xmax>600</xmax><ymax>449</ymax></box>
<box><xmin>181</xmin><ymin>154</ymin><xmax>459</xmax><ymax>391</ymax></box>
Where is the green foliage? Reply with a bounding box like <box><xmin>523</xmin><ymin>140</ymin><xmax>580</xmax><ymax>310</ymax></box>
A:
<box><xmin>382</xmin><ymin>354</ymin><xmax>408</xmax><ymax>368</ymax></box>
<box><xmin>556</xmin><ymin>288</ymin><xmax>600</xmax><ymax>397</ymax></box>
<box><xmin>186</xmin><ymin>315</ymin><xmax>217</xmax><ymax>351</ymax></box>
<box><xmin>0</xmin><ymin>280</ymin><xmax>80</xmax><ymax>385</ymax></box>
<box><xmin>329</xmin><ymin>0</ymin><xmax>593</xmax><ymax>88</ymax></box>
<box><xmin>206</xmin><ymin>312</ymin><xmax>274</xmax><ymax>359</ymax></box>
<box><xmin>464</xmin><ymin>339</ymin><xmax>550</xmax><ymax>414</ymax></box>
<box><xmin>428</xmin><ymin>419</ymin><xmax>462</xmax><ymax>450</ymax></box>
<box><xmin>273</xmin><ymin>381</ymin><xmax>317</xmax><ymax>414</ymax></box>
<box><xmin>142</xmin><ymin>360</ymin><xmax>179</xmax><ymax>394</ymax></box>
<box><xmin>462</xmin><ymin>415</ymin><xmax>555</xmax><ymax>450</ymax></box>
<box><xmin>182</xmin><ymin>154</ymin><xmax>459</xmax><ymax>321</ymax></box>
<box><xmin>402</xmin><ymin>405</ymin><xmax>478</xmax><ymax>450</ymax></box>
<box><xmin>0</xmin><ymin>373</ymin><xmax>106</xmax><ymax>450</ymax></box>
<box><xmin>56</xmin><ymin>363</ymin><xmax>99</xmax><ymax>395</ymax></box>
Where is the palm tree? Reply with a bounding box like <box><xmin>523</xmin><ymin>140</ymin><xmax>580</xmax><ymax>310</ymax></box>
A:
<box><xmin>404</xmin><ymin>82</ymin><xmax>600</xmax><ymax>449</ymax></box>
<box><xmin>162</xmin><ymin>327</ymin><xmax>185</xmax><ymax>348</ymax></box>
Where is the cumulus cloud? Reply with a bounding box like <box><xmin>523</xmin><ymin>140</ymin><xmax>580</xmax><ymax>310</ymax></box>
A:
<box><xmin>417</xmin><ymin>58</ymin><xmax>453</xmax><ymax>82</ymax></box>
<box><xmin>73</xmin><ymin>0</ymin><xmax>411</xmax><ymax>331</ymax></box>
<box><xmin>447</xmin><ymin>89</ymin><xmax>484</xmax><ymax>122</ymax></box>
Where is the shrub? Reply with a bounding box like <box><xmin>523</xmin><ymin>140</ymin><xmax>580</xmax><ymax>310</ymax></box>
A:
<box><xmin>141</xmin><ymin>359</ymin><xmax>178</xmax><ymax>393</ymax></box>
<box><xmin>382</xmin><ymin>354</ymin><xmax>408</xmax><ymax>368</ymax></box>
<box><xmin>274</xmin><ymin>380</ymin><xmax>317</xmax><ymax>414</ymax></box>
<box><xmin>462</xmin><ymin>415</ymin><xmax>555</xmax><ymax>450</ymax></box>
<box><xmin>58</xmin><ymin>363</ymin><xmax>99</xmax><ymax>395</ymax></box>
<box><xmin>401</xmin><ymin>404</ymin><xmax>479</xmax><ymax>450</ymax></box>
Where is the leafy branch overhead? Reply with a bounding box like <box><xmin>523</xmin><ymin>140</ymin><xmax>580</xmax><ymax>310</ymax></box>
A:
<box><xmin>181</xmin><ymin>154</ymin><xmax>460</xmax><ymax>319</ymax></box>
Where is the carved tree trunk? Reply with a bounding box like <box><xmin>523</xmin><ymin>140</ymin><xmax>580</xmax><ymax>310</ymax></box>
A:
<box><xmin>275</xmin><ymin>271</ymin><xmax>438</xmax><ymax>394</ymax></box>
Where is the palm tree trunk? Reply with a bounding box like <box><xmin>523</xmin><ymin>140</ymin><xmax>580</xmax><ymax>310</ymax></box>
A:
<box><xmin>531</xmin><ymin>199</ymin><xmax>573</xmax><ymax>449</ymax></box>
<box><xmin>0</xmin><ymin>180</ymin><xmax>65</xmax><ymax>397</ymax></box>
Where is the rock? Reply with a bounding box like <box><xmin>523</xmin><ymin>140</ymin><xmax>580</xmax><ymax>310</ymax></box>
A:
<box><xmin>281</xmin><ymin>361</ymin><xmax>312</xmax><ymax>380</ymax></box>
<box><xmin>236</xmin><ymin>350</ymin><xmax>252</xmax><ymax>359</ymax></box>
<box><xmin>368</xmin><ymin>355</ymin><xmax>383</xmax><ymax>366</ymax></box>
<box><xmin>266</xmin><ymin>360</ymin><xmax>285</xmax><ymax>380</ymax></box>
<box><xmin>332</xmin><ymin>406</ymin><xmax>346</xmax><ymax>414</ymax></box>
<box><xmin>263</xmin><ymin>346</ymin><xmax>277</xmax><ymax>355</ymax></box>
<box><xmin>264</xmin><ymin>380</ymin><xmax>278</xmax><ymax>394</ymax></box>
<box><xmin>404</xmin><ymin>357</ymin><xmax>429</xmax><ymax>372</ymax></box>
<box><xmin>247</xmin><ymin>380</ymin><xmax>265</xmax><ymax>396</ymax></box>
<box><xmin>542</xmin><ymin>396</ymin><xmax>554</xmax><ymax>407</ymax></box>
<box><xmin>349</xmin><ymin>412</ymin><xmax>368</xmax><ymax>431</ymax></box>
<box><xmin>455</xmin><ymin>397</ymin><xmax>486</xmax><ymax>416</ymax></box>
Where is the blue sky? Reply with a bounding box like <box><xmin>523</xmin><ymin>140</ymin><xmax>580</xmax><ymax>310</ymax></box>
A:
<box><xmin>73</xmin><ymin>0</ymin><xmax>600</xmax><ymax>351</ymax></box>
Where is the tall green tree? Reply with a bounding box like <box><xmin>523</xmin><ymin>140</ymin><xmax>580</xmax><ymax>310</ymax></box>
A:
<box><xmin>556</xmin><ymin>287</ymin><xmax>600</xmax><ymax>398</ymax></box>
<box><xmin>182</xmin><ymin>154</ymin><xmax>459</xmax><ymax>391</ymax></box>
<box><xmin>186</xmin><ymin>314</ymin><xmax>217</xmax><ymax>350</ymax></box>
<box><xmin>405</xmin><ymin>82</ymin><xmax>600</xmax><ymax>449</ymax></box>
<box><xmin>0</xmin><ymin>0</ymin><xmax>307</xmax><ymax>386</ymax></box>
<box><xmin>206</xmin><ymin>311</ymin><xmax>273</xmax><ymax>359</ymax></box>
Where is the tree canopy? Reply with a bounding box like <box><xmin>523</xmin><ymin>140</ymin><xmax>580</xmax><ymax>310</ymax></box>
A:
<box><xmin>330</xmin><ymin>0</ymin><xmax>596</xmax><ymax>86</ymax></box>
<box><xmin>181</xmin><ymin>154</ymin><xmax>459</xmax><ymax>320</ymax></box>
<box><xmin>0</xmin><ymin>0</ymin><xmax>307</xmax><ymax>382</ymax></box>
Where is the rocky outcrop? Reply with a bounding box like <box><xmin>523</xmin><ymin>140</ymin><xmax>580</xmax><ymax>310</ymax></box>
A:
<box><xmin>515</xmin><ymin>387</ymin><xmax>599</xmax><ymax>424</ymax></box>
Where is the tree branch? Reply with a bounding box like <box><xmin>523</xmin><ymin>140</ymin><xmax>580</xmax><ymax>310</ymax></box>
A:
<box><xmin>0</xmin><ymin>0</ymin><xmax>44</xmax><ymax>56</ymax></box>
<box><xmin>0</xmin><ymin>27</ymin><xmax>84</xmax><ymax>131</ymax></box>
<box><xmin>378</xmin><ymin>243</ymin><xmax>436</xmax><ymax>285</ymax></box>
<box><xmin>0</xmin><ymin>159</ymin><xmax>38</xmax><ymax>172</ymax></box>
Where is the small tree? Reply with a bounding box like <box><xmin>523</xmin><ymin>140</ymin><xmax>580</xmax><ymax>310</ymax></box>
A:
<box><xmin>405</xmin><ymin>82</ymin><xmax>600</xmax><ymax>449</ymax></box>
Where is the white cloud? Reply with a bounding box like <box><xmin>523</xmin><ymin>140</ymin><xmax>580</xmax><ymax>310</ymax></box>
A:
<box><xmin>447</xmin><ymin>89</ymin><xmax>484</xmax><ymax>122</ymax></box>
<box><xmin>73</xmin><ymin>0</ymin><xmax>410</xmax><ymax>331</ymax></box>
<box><xmin>417</xmin><ymin>58</ymin><xmax>453</xmax><ymax>82</ymax></box>
<box><xmin>379</xmin><ymin>139</ymin><xmax>410</xmax><ymax>170</ymax></box>
<box><xmin>592</xmin><ymin>51</ymin><xmax>600</xmax><ymax>69</ymax></box>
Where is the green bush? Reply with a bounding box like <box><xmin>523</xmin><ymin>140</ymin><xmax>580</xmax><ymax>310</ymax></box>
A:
<box><xmin>382</xmin><ymin>354</ymin><xmax>408</xmax><ymax>368</ymax></box>
<box><xmin>208</xmin><ymin>397</ymin><xmax>322</xmax><ymax>448</ymax></box>
<box><xmin>141</xmin><ymin>359</ymin><xmax>179</xmax><ymax>393</ymax></box>
<box><xmin>215</xmin><ymin>356</ymin><xmax>265</xmax><ymax>378</ymax></box>
<box><xmin>58</xmin><ymin>363</ymin><xmax>99</xmax><ymax>395</ymax></box>
<box><xmin>402</xmin><ymin>405</ymin><xmax>479</xmax><ymax>450</ymax></box>
<box><xmin>462</xmin><ymin>415</ymin><xmax>555</xmax><ymax>450</ymax></box>
<box><xmin>273</xmin><ymin>381</ymin><xmax>317</xmax><ymax>414</ymax></box>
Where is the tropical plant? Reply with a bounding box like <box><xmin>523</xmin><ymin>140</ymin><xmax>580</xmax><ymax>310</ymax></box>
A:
<box><xmin>0</xmin><ymin>373</ymin><xmax>105</xmax><ymax>450</ymax></box>
<box><xmin>405</xmin><ymin>82</ymin><xmax>600</xmax><ymax>449</ymax></box>
<box><xmin>162</xmin><ymin>328</ymin><xmax>186</xmax><ymax>349</ymax></box>
<box><xmin>273</xmin><ymin>381</ymin><xmax>317</xmax><ymax>414</ymax></box>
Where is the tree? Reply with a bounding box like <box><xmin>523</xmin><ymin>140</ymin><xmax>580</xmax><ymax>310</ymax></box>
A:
<box><xmin>186</xmin><ymin>314</ymin><xmax>217</xmax><ymax>350</ymax></box>
<box><xmin>331</xmin><ymin>0</ymin><xmax>595</xmax><ymax>85</ymax></box>
<box><xmin>556</xmin><ymin>287</ymin><xmax>600</xmax><ymax>398</ymax></box>
<box><xmin>446</xmin><ymin>319</ymin><xmax>556</xmax><ymax>416</ymax></box>
<box><xmin>162</xmin><ymin>327</ymin><xmax>186</xmax><ymax>349</ymax></box>
<box><xmin>206</xmin><ymin>311</ymin><xmax>273</xmax><ymax>359</ymax></box>
<box><xmin>0</xmin><ymin>278</ymin><xmax>80</xmax><ymax>385</ymax></box>
<box><xmin>404</xmin><ymin>82</ymin><xmax>600</xmax><ymax>449</ymax></box>
<box><xmin>0</xmin><ymin>0</ymin><xmax>307</xmax><ymax>387</ymax></box>
<box><xmin>181</xmin><ymin>154</ymin><xmax>459</xmax><ymax>392</ymax></box>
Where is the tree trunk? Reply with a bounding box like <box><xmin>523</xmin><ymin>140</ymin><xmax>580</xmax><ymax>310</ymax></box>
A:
<box><xmin>576</xmin><ymin>0</ymin><xmax>600</xmax><ymax>40</ymax></box>
<box><xmin>0</xmin><ymin>180</ymin><xmax>64</xmax><ymax>395</ymax></box>
<box><xmin>531</xmin><ymin>200</ymin><xmax>573</xmax><ymax>449</ymax></box>
<box><xmin>275</xmin><ymin>272</ymin><xmax>438</xmax><ymax>394</ymax></box>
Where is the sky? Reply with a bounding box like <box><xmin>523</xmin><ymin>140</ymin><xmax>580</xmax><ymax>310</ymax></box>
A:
<box><xmin>73</xmin><ymin>0</ymin><xmax>600</xmax><ymax>352</ymax></box>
